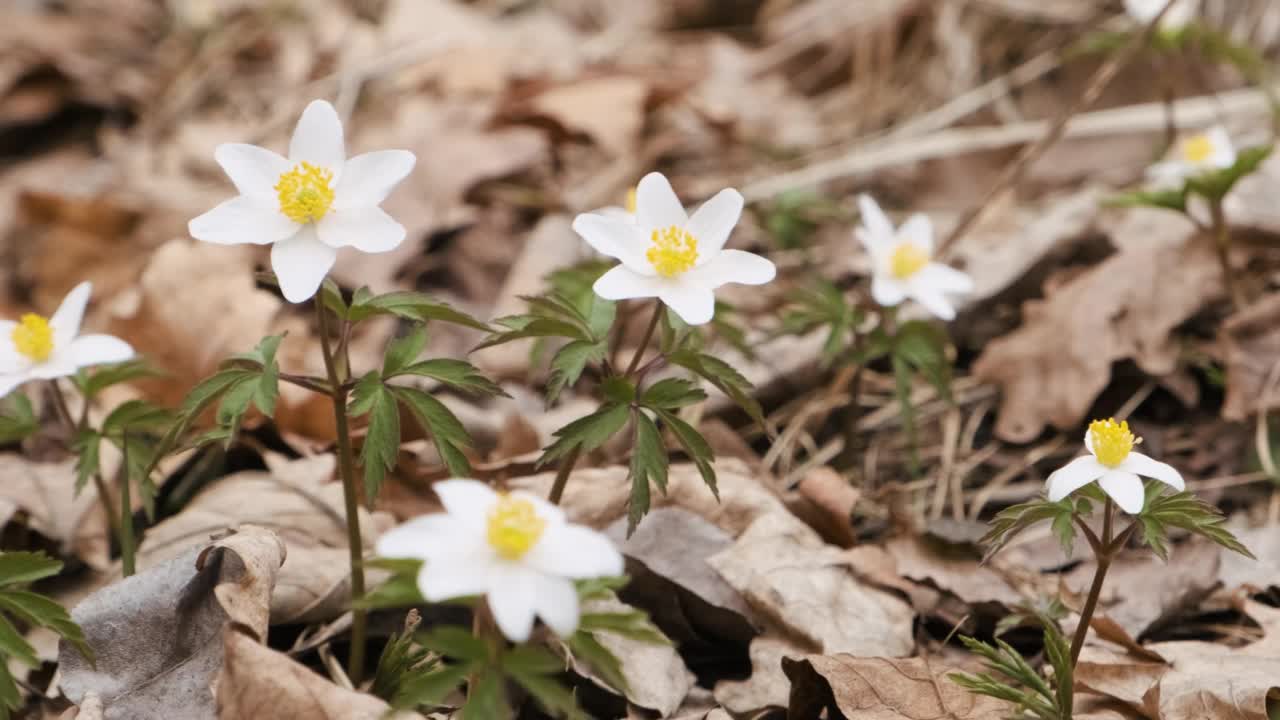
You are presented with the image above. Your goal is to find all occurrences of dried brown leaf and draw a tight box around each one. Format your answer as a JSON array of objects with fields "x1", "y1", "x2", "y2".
[{"x1": 1218, "y1": 292, "x2": 1280, "y2": 421}]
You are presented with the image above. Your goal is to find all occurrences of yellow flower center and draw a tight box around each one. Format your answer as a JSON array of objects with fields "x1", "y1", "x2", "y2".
[
  {"x1": 1181, "y1": 134, "x2": 1215, "y2": 165},
  {"x1": 889, "y1": 242, "x2": 930, "y2": 280},
  {"x1": 11, "y1": 314, "x2": 53, "y2": 362},
  {"x1": 1088, "y1": 418, "x2": 1140, "y2": 468},
  {"x1": 646, "y1": 225, "x2": 699, "y2": 278},
  {"x1": 625, "y1": 187, "x2": 637, "y2": 215},
  {"x1": 486, "y1": 495, "x2": 546, "y2": 560},
  {"x1": 275, "y1": 162, "x2": 335, "y2": 223}
]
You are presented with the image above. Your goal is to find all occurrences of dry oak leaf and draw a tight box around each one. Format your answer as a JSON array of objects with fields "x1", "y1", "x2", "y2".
[
  {"x1": 216, "y1": 628, "x2": 423, "y2": 720},
  {"x1": 974, "y1": 209, "x2": 1223, "y2": 442},
  {"x1": 525, "y1": 76, "x2": 650, "y2": 156},
  {"x1": 782, "y1": 654, "x2": 1013, "y2": 719},
  {"x1": 58, "y1": 527, "x2": 286, "y2": 720},
  {"x1": 135, "y1": 455, "x2": 390, "y2": 625},
  {"x1": 1218, "y1": 292, "x2": 1280, "y2": 421}
]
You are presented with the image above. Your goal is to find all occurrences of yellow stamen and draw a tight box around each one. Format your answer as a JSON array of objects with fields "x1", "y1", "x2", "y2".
[
  {"x1": 1088, "y1": 418, "x2": 1140, "y2": 468},
  {"x1": 1181, "y1": 134, "x2": 1215, "y2": 165},
  {"x1": 487, "y1": 495, "x2": 546, "y2": 560},
  {"x1": 275, "y1": 162, "x2": 335, "y2": 223},
  {"x1": 11, "y1": 314, "x2": 53, "y2": 362},
  {"x1": 646, "y1": 226, "x2": 699, "y2": 277},
  {"x1": 889, "y1": 242, "x2": 929, "y2": 280},
  {"x1": 625, "y1": 187, "x2": 637, "y2": 215}
]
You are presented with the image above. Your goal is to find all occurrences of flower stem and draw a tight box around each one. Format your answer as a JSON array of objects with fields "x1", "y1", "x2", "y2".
[
  {"x1": 315, "y1": 299, "x2": 367, "y2": 686},
  {"x1": 1208, "y1": 198, "x2": 1246, "y2": 312},
  {"x1": 119, "y1": 434, "x2": 136, "y2": 578},
  {"x1": 1069, "y1": 498, "x2": 1115, "y2": 666},
  {"x1": 549, "y1": 301, "x2": 664, "y2": 506},
  {"x1": 49, "y1": 381, "x2": 122, "y2": 564}
]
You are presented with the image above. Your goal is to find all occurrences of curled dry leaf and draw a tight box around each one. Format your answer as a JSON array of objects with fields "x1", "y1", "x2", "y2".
[
  {"x1": 136, "y1": 455, "x2": 391, "y2": 625},
  {"x1": 974, "y1": 209, "x2": 1223, "y2": 442},
  {"x1": 215, "y1": 628, "x2": 423, "y2": 720},
  {"x1": 882, "y1": 536, "x2": 1026, "y2": 609},
  {"x1": 58, "y1": 527, "x2": 287, "y2": 720},
  {"x1": 781, "y1": 654, "x2": 1013, "y2": 719},
  {"x1": 1218, "y1": 292, "x2": 1280, "y2": 421}
]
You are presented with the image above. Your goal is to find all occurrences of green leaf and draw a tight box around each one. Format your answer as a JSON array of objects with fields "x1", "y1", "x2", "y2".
[
  {"x1": 392, "y1": 660, "x2": 474, "y2": 710},
  {"x1": 215, "y1": 374, "x2": 258, "y2": 429},
  {"x1": 349, "y1": 291, "x2": 491, "y2": 331},
  {"x1": 0, "y1": 590, "x2": 91, "y2": 661},
  {"x1": 0, "y1": 614, "x2": 36, "y2": 668},
  {"x1": 626, "y1": 411, "x2": 667, "y2": 535},
  {"x1": 474, "y1": 316, "x2": 590, "y2": 351},
  {"x1": 179, "y1": 368, "x2": 255, "y2": 418},
  {"x1": 0, "y1": 660, "x2": 18, "y2": 716},
  {"x1": 546, "y1": 340, "x2": 606, "y2": 405},
  {"x1": 0, "y1": 553, "x2": 62, "y2": 587},
  {"x1": 391, "y1": 387, "x2": 473, "y2": 478},
  {"x1": 1107, "y1": 187, "x2": 1189, "y2": 214},
  {"x1": 652, "y1": 409, "x2": 717, "y2": 499},
  {"x1": 101, "y1": 400, "x2": 172, "y2": 437},
  {"x1": 667, "y1": 350, "x2": 767, "y2": 431},
  {"x1": 1186, "y1": 145, "x2": 1274, "y2": 202},
  {"x1": 0, "y1": 394, "x2": 37, "y2": 445},
  {"x1": 980, "y1": 498, "x2": 1075, "y2": 561},
  {"x1": 892, "y1": 353, "x2": 919, "y2": 471},
  {"x1": 415, "y1": 626, "x2": 489, "y2": 661},
  {"x1": 574, "y1": 576, "x2": 629, "y2": 600},
  {"x1": 894, "y1": 320, "x2": 952, "y2": 402},
  {"x1": 392, "y1": 359, "x2": 506, "y2": 397},
  {"x1": 781, "y1": 279, "x2": 858, "y2": 365},
  {"x1": 355, "y1": 568, "x2": 426, "y2": 610},
  {"x1": 537, "y1": 403, "x2": 630, "y2": 468},
  {"x1": 566, "y1": 631, "x2": 628, "y2": 695},
  {"x1": 579, "y1": 609, "x2": 669, "y2": 645},
  {"x1": 72, "y1": 429, "x2": 101, "y2": 495},
  {"x1": 600, "y1": 376, "x2": 635, "y2": 405},
  {"x1": 640, "y1": 378, "x2": 707, "y2": 411},
  {"x1": 72, "y1": 359, "x2": 161, "y2": 400},
  {"x1": 383, "y1": 327, "x2": 429, "y2": 377},
  {"x1": 319, "y1": 279, "x2": 350, "y2": 320},
  {"x1": 1139, "y1": 489, "x2": 1255, "y2": 560},
  {"x1": 351, "y1": 373, "x2": 400, "y2": 502},
  {"x1": 459, "y1": 667, "x2": 509, "y2": 720},
  {"x1": 503, "y1": 646, "x2": 580, "y2": 719}
]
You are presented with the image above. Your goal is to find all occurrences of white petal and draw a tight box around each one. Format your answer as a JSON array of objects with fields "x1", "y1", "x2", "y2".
[
  {"x1": 1046, "y1": 456, "x2": 1108, "y2": 502},
  {"x1": 870, "y1": 275, "x2": 907, "y2": 307},
  {"x1": 635, "y1": 172, "x2": 687, "y2": 232},
  {"x1": 50, "y1": 281, "x2": 91, "y2": 348},
  {"x1": 27, "y1": 357, "x2": 76, "y2": 380},
  {"x1": 532, "y1": 574, "x2": 580, "y2": 637},
  {"x1": 189, "y1": 196, "x2": 300, "y2": 246},
  {"x1": 376, "y1": 515, "x2": 467, "y2": 560},
  {"x1": 418, "y1": 555, "x2": 493, "y2": 603},
  {"x1": 0, "y1": 374, "x2": 29, "y2": 399},
  {"x1": 658, "y1": 283, "x2": 715, "y2": 326},
  {"x1": 65, "y1": 335, "x2": 133, "y2": 369},
  {"x1": 1084, "y1": 429, "x2": 1095, "y2": 456},
  {"x1": 1206, "y1": 126, "x2": 1236, "y2": 168},
  {"x1": 486, "y1": 565, "x2": 538, "y2": 642},
  {"x1": 688, "y1": 250, "x2": 775, "y2": 289},
  {"x1": 288, "y1": 100, "x2": 345, "y2": 169},
  {"x1": 857, "y1": 195, "x2": 895, "y2": 250},
  {"x1": 1098, "y1": 471, "x2": 1146, "y2": 514},
  {"x1": 915, "y1": 263, "x2": 973, "y2": 295},
  {"x1": 315, "y1": 206, "x2": 405, "y2": 253},
  {"x1": 333, "y1": 150, "x2": 416, "y2": 210},
  {"x1": 592, "y1": 265, "x2": 665, "y2": 301},
  {"x1": 214, "y1": 143, "x2": 290, "y2": 201},
  {"x1": 525, "y1": 524, "x2": 624, "y2": 579},
  {"x1": 435, "y1": 479, "x2": 498, "y2": 523},
  {"x1": 906, "y1": 284, "x2": 958, "y2": 321},
  {"x1": 572, "y1": 213, "x2": 651, "y2": 273},
  {"x1": 685, "y1": 188, "x2": 743, "y2": 259},
  {"x1": 270, "y1": 228, "x2": 337, "y2": 303},
  {"x1": 1119, "y1": 452, "x2": 1185, "y2": 492},
  {"x1": 1146, "y1": 162, "x2": 1189, "y2": 189},
  {"x1": 898, "y1": 214, "x2": 935, "y2": 253},
  {"x1": 1124, "y1": 0, "x2": 1161, "y2": 23}
]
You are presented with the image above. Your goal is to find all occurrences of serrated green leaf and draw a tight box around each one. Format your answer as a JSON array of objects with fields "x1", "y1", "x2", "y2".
[
  {"x1": 473, "y1": 316, "x2": 590, "y2": 351},
  {"x1": 626, "y1": 411, "x2": 667, "y2": 534},
  {"x1": 640, "y1": 378, "x2": 707, "y2": 410},
  {"x1": 504, "y1": 647, "x2": 580, "y2": 719},
  {"x1": 392, "y1": 660, "x2": 474, "y2": 710},
  {"x1": 416, "y1": 626, "x2": 489, "y2": 661},
  {"x1": 392, "y1": 387, "x2": 472, "y2": 478},
  {"x1": 72, "y1": 359, "x2": 161, "y2": 400},
  {"x1": 319, "y1": 278, "x2": 349, "y2": 319},
  {"x1": 0, "y1": 590, "x2": 90, "y2": 661},
  {"x1": 102, "y1": 400, "x2": 172, "y2": 437},
  {"x1": 459, "y1": 667, "x2": 508, "y2": 720},
  {"x1": 355, "y1": 573, "x2": 425, "y2": 610},
  {"x1": 579, "y1": 609, "x2": 669, "y2": 645},
  {"x1": 1140, "y1": 489, "x2": 1255, "y2": 559},
  {"x1": 546, "y1": 340, "x2": 606, "y2": 405},
  {"x1": 0, "y1": 614, "x2": 36, "y2": 668},
  {"x1": 502, "y1": 645, "x2": 565, "y2": 675},
  {"x1": 1107, "y1": 187, "x2": 1189, "y2": 213},
  {"x1": 392, "y1": 359, "x2": 506, "y2": 397},
  {"x1": 215, "y1": 375, "x2": 258, "y2": 428},
  {"x1": 383, "y1": 327, "x2": 429, "y2": 377},
  {"x1": 566, "y1": 631, "x2": 628, "y2": 695},
  {"x1": 652, "y1": 409, "x2": 717, "y2": 499},
  {"x1": 0, "y1": 659, "x2": 18, "y2": 715},
  {"x1": 72, "y1": 429, "x2": 101, "y2": 495},
  {"x1": 667, "y1": 350, "x2": 766, "y2": 431},
  {"x1": 600, "y1": 376, "x2": 635, "y2": 405},
  {"x1": 1186, "y1": 145, "x2": 1274, "y2": 202},
  {"x1": 980, "y1": 498, "x2": 1074, "y2": 561},
  {"x1": 0, "y1": 394, "x2": 37, "y2": 445},
  {"x1": 349, "y1": 291, "x2": 491, "y2": 331},
  {"x1": 351, "y1": 374, "x2": 400, "y2": 502},
  {"x1": 574, "y1": 576, "x2": 629, "y2": 600},
  {"x1": 537, "y1": 403, "x2": 630, "y2": 468},
  {"x1": 0, "y1": 553, "x2": 61, "y2": 587}
]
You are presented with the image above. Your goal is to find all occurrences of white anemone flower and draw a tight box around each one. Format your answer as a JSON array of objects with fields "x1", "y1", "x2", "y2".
[
  {"x1": 376, "y1": 479, "x2": 624, "y2": 643},
  {"x1": 0, "y1": 282, "x2": 134, "y2": 397},
  {"x1": 188, "y1": 99, "x2": 417, "y2": 303},
  {"x1": 1046, "y1": 418, "x2": 1185, "y2": 514},
  {"x1": 1146, "y1": 126, "x2": 1237, "y2": 190},
  {"x1": 572, "y1": 172, "x2": 776, "y2": 326},
  {"x1": 856, "y1": 195, "x2": 974, "y2": 321},
  {"x1": 1124, "y1": 0, "x2": 1197, "y2": 30},
  {"x1": 594, "y1": 186, "x2": 638, "y2": 224}
]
